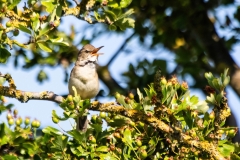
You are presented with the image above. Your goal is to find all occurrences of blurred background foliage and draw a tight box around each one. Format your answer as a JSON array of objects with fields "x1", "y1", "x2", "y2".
[{"x1": 1, "y1": 0, "x2": 240, "y2": 139}]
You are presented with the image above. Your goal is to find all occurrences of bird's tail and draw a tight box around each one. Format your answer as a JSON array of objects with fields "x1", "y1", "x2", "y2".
[{"x1": 77, "y1": 116, "x2": 88, "y2": 132}]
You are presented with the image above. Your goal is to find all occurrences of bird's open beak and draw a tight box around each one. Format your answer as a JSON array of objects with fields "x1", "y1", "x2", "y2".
[{"x1": 92, "y1": 46, "x2": 104, "y2": 56}]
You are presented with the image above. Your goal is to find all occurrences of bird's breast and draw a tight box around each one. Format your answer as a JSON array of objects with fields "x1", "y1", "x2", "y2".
[{"x1": 68, "y1": 65, "x2": 99, "y2": 99}]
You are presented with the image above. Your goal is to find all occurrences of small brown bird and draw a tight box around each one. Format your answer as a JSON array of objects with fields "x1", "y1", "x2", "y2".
[{"x1": 68, "y1": 44, "x2": 103, "y2": 131}]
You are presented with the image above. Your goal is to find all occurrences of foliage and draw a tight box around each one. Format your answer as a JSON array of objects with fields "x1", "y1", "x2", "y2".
[
  {"x1": 1, "y1": 0, "x2": 240, "y2": 97},
  {"x1": 0, "y1": 0, "x2": 134, "y2": 84},
  {"x1": 0, "y1": 0, "x2": 240, "y2": 159},
  {"x1": 0, "y1": 69, "x2": 240, "y2": 159}
]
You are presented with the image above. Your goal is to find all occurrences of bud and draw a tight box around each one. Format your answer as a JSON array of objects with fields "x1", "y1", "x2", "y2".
[
  {"x1": 124, "y1": 97, "x2": 131, "y2": 104},
  {"x1": 160, "y1": 77, "x2": 167, "y2": 85},
  {"x1": 110, "y1": 144, "x2": 115, "y2": 151},
  {"x1": 15, "y1": 117, "x2": 22, "y2": 126},
  {"x1": 89, "y1": 135, "x2": 96, "y2": 144},
  {"x1": 8, "y1": 118, "x2": 14, "y2": 126},
  {"x1": 140, "y1": 149, "x2": 147, "y2": 158},
  {"x1": 129, "y1": 121, "x2": 135, "y2": 127},
  {"x1": 91, "y1": 115, "x2": 97, "y2": 123},
  {"x1": 1, "y1": 32, "x2": 7, "y2": 39},
  {"x1": 67, "y1": 102, "x2": 75, "y2": 110},
  {"x1": 7, "y1": 113, "x2": 12, "y2": 120},
  {"x1": 136, "y1": 139, "x2": 142, "y2": 147},
  {"x1": 13, "y1": 29, "x2": 19, "y2": 36},
  {"x1": 191, "y1": 111, "x2": 198, "y2": 118},
  {"x1": 35, "y1": 120, "x2": 41, "y2": 128},
  {"x1": 13, "y1": 109, "x2": 18, "y2": 116},
  {"x1": 128, "y1": 92, "x2": 134, "y2": 99},
  {"x1": 180, "y1": 81, "x2": 188, "y2": 92},
  {"x1": 209, "y1": 111, "x2": 215, "y2": 119},
  {"x1": 100, "y1": 112, "x2": 106, "y2": 118},
  {"x1": 31, "y1": 120, "x2": 40, "y2": 128},
  {"x1": 53, "y1": 20, "x2": 60, "y2": 27},
  {"x1": 5, "y1": 21, "x2": 12, "y2": 27},
  {"x1": 114, "y1": 92, "x2": 121, "y2": 99},
  {"x1": 113, "y1": 132, "x2": 121, "y2": 139},
  {"x1": 67, "y1": 95, "x2": 73, "y2": 102},
  {"x1": 24, "y1": 117, "x2": 30, "y2": 125}
]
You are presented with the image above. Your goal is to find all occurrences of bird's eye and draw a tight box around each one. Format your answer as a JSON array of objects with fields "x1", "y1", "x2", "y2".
[{"x1": 85, "y1": 50, "x2": 91, "y2": 53}]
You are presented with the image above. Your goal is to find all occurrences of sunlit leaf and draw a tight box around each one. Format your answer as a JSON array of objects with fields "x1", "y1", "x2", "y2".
[
  {"x1": 37, "y1": 42, "x2": 52, "y2": 52},
  {"x1": 120, "y1": 0, "x2": 132, "y2": 8}
]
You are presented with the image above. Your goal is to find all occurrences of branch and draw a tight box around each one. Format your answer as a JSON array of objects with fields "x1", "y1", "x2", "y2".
[
  {"x1": 90, "y1": 101, "x2": 225, "y2": 160},
  {"x1": 189, "y1": 8, "x2": 240, "y2": 97},
  {"x1": 97, "y1": 66, "x2": 125, "y2": 94},
  {"x1": 0, "y1": 73, "x2": 63, "y2": 103}
]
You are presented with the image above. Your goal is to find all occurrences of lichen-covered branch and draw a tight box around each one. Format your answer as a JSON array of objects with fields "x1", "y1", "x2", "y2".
[
  {"x1": 0, "y1": 73, "x2": 63, "y2": 103},
  {"x1": 0, "y1": 85, "x2": 63, "y2": 103},
  {"x1": 90, "y1": 101, "x2": 225, "y2": 159}
]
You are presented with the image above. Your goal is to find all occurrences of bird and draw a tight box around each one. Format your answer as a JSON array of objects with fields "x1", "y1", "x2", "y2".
[{"x1": 68, "y1": 44, "x2": 103, "y2": 131}]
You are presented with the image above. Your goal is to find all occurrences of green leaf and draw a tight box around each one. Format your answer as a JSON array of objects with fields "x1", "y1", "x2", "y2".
[
  {"x1": 108, "y1": 1, "x2": 119, "y2": 8},
  {"x1": 137, "y1": 88, "x2": 143, "y2": 101},
  {"x1": 0, "y1": 47, "x2": 11, "y2": 63},
  {"x1": 67, "y1": 130, "x2": 86, "y2": 143},
  {"x1": 52, "y1": 110, "x2": 68, "y2": 121},
  {"x1": 2, "y1": 155, "x2": 18, "y2": 160},
  {"x1": 122, "y1": 128, "x2": 133, "y2": 147},
  {"x1": 105, "y1": 10, "x2": 117, "y2": 21},
  {"x1": 18, "y1": 25, "x2": 31, "y2": 35},
  {"x1": 91, "y1": 123, "x2": 102, "y2": 133},
  {"x1": 117, "y1": 8, "x2": 134, "y2": 20},
  {"x1": 96, "y1": 146, "x2": 109, "y2": 152},
  {"x1": 51, "y1": 135, "x2": 68, "y2": 152},
  {"x1": 8, "y1": 0, "x2": 21, "y2": 10},
  {"x1": 42, "y1": 126, "x2": 63, "y2": 136},
  {"x1": 94, "y1": 11, "x2": 100, "y2": 21},
  {"x1": 31, "y1": 13, "x2": 40, "y2": 31},
  {"x1": 120, "y1": 0, "x2": 132, "y2": 8},
  {"x1": 206, "y1": 94, "x2": 216, "y2": 105},
  {"x1": 37, "y1": 42, "x2": 52, "y2": 52},
  {"x1": 108, "y1": 118, "x2": 127, "y2": 127},
  {"x1": 41, "y1": 0, "x2": 56, "y2": 13},
  {"x1": 49, "y1": 37, "x2": 69, "y2": 46},
  {"x1": 38, "y1": 22, "x2": 52, "y2": 37},
  {"x1": 99, "y1": 153, "x2": 118, "y2": 160},
  {"x1": 218, "y1": 143, "x2": 235, "y2": 157},
  {"x1": 56, "y1": 5, "x2": 62, "y2": 18},
  {"x1": 22, "y1": 142, "x2": 36, "y2": 155}
]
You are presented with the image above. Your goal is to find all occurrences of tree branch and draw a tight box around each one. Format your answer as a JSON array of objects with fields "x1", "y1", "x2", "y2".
[
  {"x1": 0, "y1": 86, "x2": 64, "y2": 103},
  {"x1": 97, "y1": 65, "x2": 125, "y2": 94},
  {"x1": 90, "y1": 101, "x2": 225, "y2": 160}
]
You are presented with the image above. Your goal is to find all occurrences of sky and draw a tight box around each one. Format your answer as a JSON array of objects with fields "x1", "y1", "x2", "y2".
[{"x1": 0, "y1": 2, "x2": 240, "y2": 132}]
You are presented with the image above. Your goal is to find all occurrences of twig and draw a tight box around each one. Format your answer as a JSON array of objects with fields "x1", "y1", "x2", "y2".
[
  {"x1": 72, "y1": 0, "x2": 79, "y2": 5},
  {"x1": 107, "y1": 32, "x2": 135, "y2": 66}
]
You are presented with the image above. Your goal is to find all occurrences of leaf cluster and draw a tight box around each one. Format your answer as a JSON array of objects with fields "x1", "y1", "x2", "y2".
[{"x1": 0, "y1": 69, "x2": 239, "y2": 159}]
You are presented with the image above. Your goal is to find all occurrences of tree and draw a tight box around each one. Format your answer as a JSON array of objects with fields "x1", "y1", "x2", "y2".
[{"x1": 0, "y1": 0, "x2": 240, "y2": 159}]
